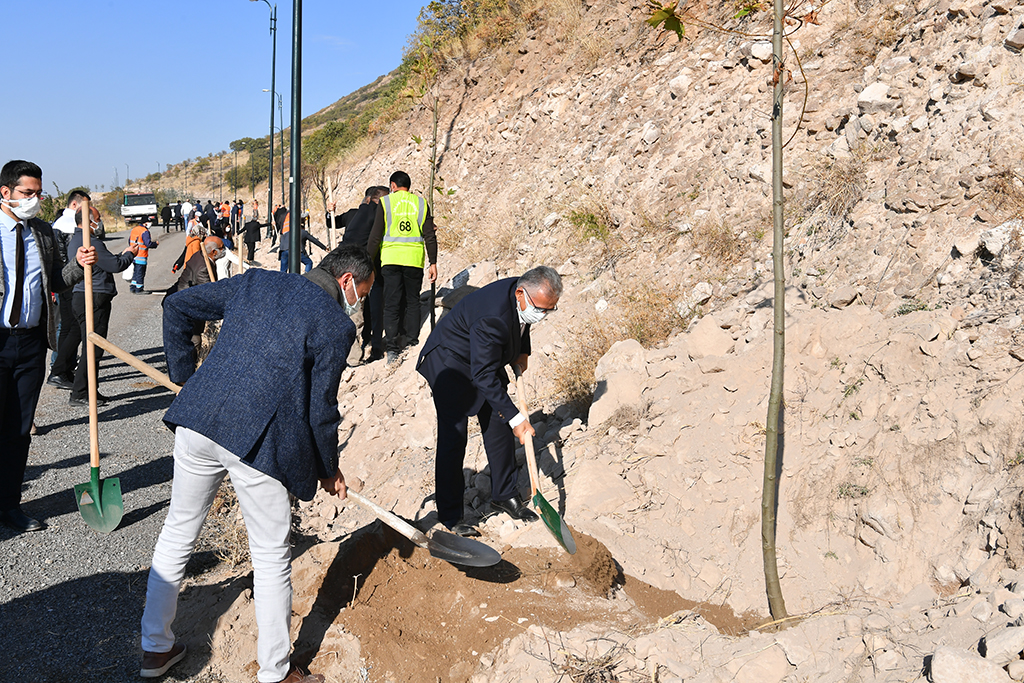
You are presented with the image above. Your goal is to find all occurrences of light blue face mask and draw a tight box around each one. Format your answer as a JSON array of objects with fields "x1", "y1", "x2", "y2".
[
  {"x1": 342, "y1": 278, "x2": 363, "y2": 316},
  {"x1": 517, "y1": 288, "x2": 549, "y2": 325}
]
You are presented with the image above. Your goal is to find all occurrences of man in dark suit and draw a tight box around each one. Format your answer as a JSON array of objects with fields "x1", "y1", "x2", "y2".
[
  {"x1": 0, "y1": 160, "x2": 96, "y2": 532},
  {"x1": 416, "y1": 266, "x2": 562, "y2": 537},
  {"x1": 140, "y1": 245, "x2": 373, "y2": 682}
]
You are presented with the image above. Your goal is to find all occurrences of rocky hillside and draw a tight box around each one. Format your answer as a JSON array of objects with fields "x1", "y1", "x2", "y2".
[{"x1": 191, "y1": 0, "x2": 1024, "y2": 680}]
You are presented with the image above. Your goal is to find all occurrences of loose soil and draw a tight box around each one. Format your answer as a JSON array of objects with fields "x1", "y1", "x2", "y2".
[{"x1": 279, "y1": 523, "x2": 760, "y2": 683}]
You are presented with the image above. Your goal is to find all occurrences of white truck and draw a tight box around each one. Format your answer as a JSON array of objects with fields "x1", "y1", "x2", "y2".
[{"x1": 120, "y1": 192, "x2": 158, "y2": 224}]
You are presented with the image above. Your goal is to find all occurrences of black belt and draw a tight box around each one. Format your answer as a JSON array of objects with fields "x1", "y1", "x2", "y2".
[{"x1": 1, "y1": 326, "x2": 41, "y2": 336}]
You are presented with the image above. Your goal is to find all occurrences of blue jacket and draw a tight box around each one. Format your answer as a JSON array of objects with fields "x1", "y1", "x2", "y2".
[
  {"x1": 417, "y1": 277, "x2": 530, "y2": 421},
  {"x1": 163, "y1": 269, "x2": 355, "y2": 500}
]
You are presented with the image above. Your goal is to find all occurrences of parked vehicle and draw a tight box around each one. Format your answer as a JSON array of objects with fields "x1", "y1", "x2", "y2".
[{"x1": 120, "y1": 193, "x2": 158, "y2": 224}]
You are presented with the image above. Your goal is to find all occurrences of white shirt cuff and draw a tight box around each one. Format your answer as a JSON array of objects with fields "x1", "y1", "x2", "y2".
[{"x1": 508, "y1": 412, "x2": 526, "y2": 428}]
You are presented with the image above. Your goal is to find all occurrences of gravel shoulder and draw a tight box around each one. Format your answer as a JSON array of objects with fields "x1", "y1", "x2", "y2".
[{"x1": 0, "y1": 226, "x2": 220, "y2": 683}]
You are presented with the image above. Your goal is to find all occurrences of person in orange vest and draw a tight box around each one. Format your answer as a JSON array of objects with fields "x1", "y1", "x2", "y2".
[{"x1": 129, "y1": 220, "x2": 158, "y2": 294}]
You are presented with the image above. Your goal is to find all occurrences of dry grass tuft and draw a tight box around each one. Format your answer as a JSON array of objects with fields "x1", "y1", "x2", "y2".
[
  {"x1": 690, "y1": 217, "x2": 746, "y2": 264},
  {"x1": 806, "y1": 156, "x2": 866, "y2": 220},
  {"x1": 559, "y1": 650, "x2": 621, "y2": 683},
  {"x1": 196, "y1": 481, "x2": 251, "y2": 568},
  {"x1": 553, "y1": 318, "x2": 615, "y2": 410},
  {"x1": 621, "y1": 284, "x2": 684, "y2": 347},
  {"x1": 987, "y1": 168, "x2": 1024, "y2": 221}
]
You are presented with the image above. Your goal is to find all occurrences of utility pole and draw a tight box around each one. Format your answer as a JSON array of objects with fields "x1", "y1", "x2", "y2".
[{"x1": 288, "y1": 0, "x2": 302, "y2": 273}]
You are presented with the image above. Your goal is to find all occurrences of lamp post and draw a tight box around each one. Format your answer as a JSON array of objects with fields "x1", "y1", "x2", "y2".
[
  {"x1": 125, "y1": 164, "x2": 130, "y2": 191},
  {"x1": 251, "y1": 0, "x2": 277, "y2": 234},
  {"x1": 288, "y1": 0, "x2": 302, "y2": 274},
  {"x1": 264, "y1": 90, "x2": 286, "y2": 206}
]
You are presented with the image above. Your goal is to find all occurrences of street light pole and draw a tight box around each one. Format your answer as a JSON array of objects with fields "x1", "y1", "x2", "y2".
[
  {"x1": 252, "y1": 0, "x2": 277, "y2": 235},
  {"x1": 289, "y1": 0, "x2": 302, "y2": 274},
  {"x1": 278, "y1": 94, "x2": 285, "y2": 205}
]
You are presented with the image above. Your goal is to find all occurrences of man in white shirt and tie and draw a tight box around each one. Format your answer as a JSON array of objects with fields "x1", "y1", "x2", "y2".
[{"x1": 0, "y1": 160, "x2": 96, "y2": 533}]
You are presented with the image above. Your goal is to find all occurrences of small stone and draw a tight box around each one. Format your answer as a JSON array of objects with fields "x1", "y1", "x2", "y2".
[
  {"x1": 973, "y1": 600, "x2": 994, "y2": 623},
  {"x1": 1006, "y1": 30, "x2": 1024, "y2": 52}
]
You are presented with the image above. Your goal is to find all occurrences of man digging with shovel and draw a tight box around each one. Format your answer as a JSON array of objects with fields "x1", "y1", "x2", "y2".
[
  {"x1": 139, "y1": 245, "x2": 374, "y2": 682},
  {"x1": 416, "y1": 266, "x2": 562, "y2": 537}
]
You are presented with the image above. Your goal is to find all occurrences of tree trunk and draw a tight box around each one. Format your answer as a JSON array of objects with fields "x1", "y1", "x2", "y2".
[{"x1": 762, "y1": 0, "x2": 788, "y2": 622}]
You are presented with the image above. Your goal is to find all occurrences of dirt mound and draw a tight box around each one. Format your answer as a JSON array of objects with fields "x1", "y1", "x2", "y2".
[{"x1": 269, "y1": 524, "x2": 701, "y2": 682}]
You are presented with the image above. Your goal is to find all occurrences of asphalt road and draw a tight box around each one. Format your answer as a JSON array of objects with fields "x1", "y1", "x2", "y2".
[{"x1": 0, "y1": 225, "x2": 222, "y2": 682}]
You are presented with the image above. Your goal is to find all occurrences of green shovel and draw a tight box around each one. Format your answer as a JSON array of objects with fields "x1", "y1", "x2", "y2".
[
  {"x1": 74, "y1": 198, "x2": 123, "y2": 533},
  {"x1": 513, "y1": 366, "x2": 576, "y2": 554}
]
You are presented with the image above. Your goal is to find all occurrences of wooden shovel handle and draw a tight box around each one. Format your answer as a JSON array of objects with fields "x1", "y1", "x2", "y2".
[
  {"x1": 512, "y1": 366, "x2": 540, "y2": 499},
  {"x1": 80, "y1": 199, "x2": 100, "y2": 470},
  {"x1": 87, "y1": 332, "x2": 181, "y2": 394}
]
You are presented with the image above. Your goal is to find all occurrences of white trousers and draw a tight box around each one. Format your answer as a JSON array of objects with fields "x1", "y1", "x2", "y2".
[{"x1": 141, "y1": 427, "x2": 293, "y2": 683}]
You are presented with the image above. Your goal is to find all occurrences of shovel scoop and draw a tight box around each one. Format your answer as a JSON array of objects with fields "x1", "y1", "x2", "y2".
[
  {"x1": 514, "y1": 367, "x2": 576, "y2": 555},
  {"x1": 348, "y1": 490, "x2": 500, "y2": 567}
]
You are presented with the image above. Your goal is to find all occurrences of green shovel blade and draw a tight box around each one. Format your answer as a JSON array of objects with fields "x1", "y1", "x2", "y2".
[
  {"x1": 533, "y1": 491, "x2": 576, "y2": 554},
  {"x1": 74, "y1": 467, "x2": 123, "y2": 533}
]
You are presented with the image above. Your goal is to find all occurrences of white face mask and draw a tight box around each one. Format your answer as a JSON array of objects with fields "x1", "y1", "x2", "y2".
[
  {"x1": 517, "y1": 289, "x2": 549, "y2": 325},
  {"x1": 3, "y1": 195, "x2": 41, "y2": 220},
  {"x1": 342, "y1": 278, "x2": 363, "y2": 316}
]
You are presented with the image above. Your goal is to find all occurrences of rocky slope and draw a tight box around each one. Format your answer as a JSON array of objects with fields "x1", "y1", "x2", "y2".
[{"x1": 188, "y1": 0, "x2": 1024, "y2": 680}]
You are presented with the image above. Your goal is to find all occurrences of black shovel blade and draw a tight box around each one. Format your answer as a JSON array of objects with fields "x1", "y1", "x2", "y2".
[{"x1": 427, "y1": 530, "x2": 502, "y2": 567}]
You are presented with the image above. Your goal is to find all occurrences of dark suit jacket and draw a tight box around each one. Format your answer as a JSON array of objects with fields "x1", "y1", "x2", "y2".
[
  {"x1": 163, "y1": 269, "x2": 356, "y2": 500},
  {"x1": 340, "y1": 202, "x2": 375, "y2": 249},
  {"x1": 417, "y1": 277, "x2": 530, "y2": 421}
]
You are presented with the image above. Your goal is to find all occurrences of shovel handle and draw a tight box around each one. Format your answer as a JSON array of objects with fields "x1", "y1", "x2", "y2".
[
  {"x1": 347, "y1": 490, "x2": 430, "y2": 548},
  {"x1": 512, "y1": 366, "x2": 540, "y2": 499},
  {"x1": 87, "y1": 332, "x2": 181, "y2": 394},
  {"x1": 80, "y1": 199, "x2": 101, "y2": 470}
]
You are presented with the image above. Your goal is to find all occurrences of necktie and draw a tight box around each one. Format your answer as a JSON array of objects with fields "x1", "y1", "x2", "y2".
[{"x1": 8, "y1": 222, "x2": 25, "y2": 327}]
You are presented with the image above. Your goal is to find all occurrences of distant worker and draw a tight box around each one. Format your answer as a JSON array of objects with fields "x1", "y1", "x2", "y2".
[
  {"x1": 328, "y1": 187, "x2": 372, "y2": 238},
  {"x1": 66, "y1": 206, "x2": 139, "y2": 407},
  {"x1": 230, "y1": 199, "x2": 243, "y2": 233},
  {"x1": 272, "y1": 203, "x2": 288, "y2": 244},
  {"x1": 129, "y1": 219, "x2": 157, "y2": 295},
  {"x1": 416, "y1": 266, "x2": 562, "y2": 537},
  {"x1": 241, "y1": 216, "x2": 261, "y2": 263},
  {"x1": 278, "y1": 211, "x2": 327, "y2": 274},
  {"x1": 251, "y1": 197, "x2": 259, "y2": 221},
  {"x1": 338, "y1": 185, "x2": 388, "y2": 362},
  {"x1": 179, "y1": 200, "x2": 193, "y2": 231},
  {"x1": 160, "y1": 204, "x2": 172, "y2": 233},
  {"x1": 163, "y1": 236, "x2": 222, "y2": 359},
  {"x1": 367, "y1": 171, "x2": 438, "y2": 365},
  {"x1": 173, "y1": 200, "x2": 184, "y2": 231},
  {"x1": 140, "y1": 246, "x2": 373, "y2": 682}
]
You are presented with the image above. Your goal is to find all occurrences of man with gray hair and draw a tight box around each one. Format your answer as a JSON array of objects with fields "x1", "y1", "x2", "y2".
[{"x1": 416, "y1": 266, "x2": 562, "y2": 537}]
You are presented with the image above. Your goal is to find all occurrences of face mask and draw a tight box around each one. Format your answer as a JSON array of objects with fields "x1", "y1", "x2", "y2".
[
  {"x1": 342, "y1": 278, "x2": 363, "y2": 316},
  {"x1": 3, "y1": 195, "x2": 41, "y2": 220},
  {"x1": 517, "y1": 290, "x2": 548, "y2": 325}
]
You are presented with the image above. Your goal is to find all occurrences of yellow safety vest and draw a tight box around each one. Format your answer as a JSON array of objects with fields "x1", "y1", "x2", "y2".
[{"x1": 380, "y1": 190, "x2": 426, "y2": 268}]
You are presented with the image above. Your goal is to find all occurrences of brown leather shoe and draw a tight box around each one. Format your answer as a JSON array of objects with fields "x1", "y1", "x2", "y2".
[
  {"x1": 274, "y1": 666, "x2": 325, "y2": 683},
  {"x1": 140, "y1": 642, "x2": 186, "y2": 678}
]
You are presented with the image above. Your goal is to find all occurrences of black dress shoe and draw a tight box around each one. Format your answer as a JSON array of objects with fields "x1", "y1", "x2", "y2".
[
  {"x1": 443, "y1": 520, "x2": 481, "y2": 537},
  {"x1": 70, "y1": 393, "x2": 109, "y2": 407},
  {"x1": 491, "y1": 496, "x2": 539, "y2": 522},
  {"x1": 46, "y1": 374, "x2": 74, "y2": 390},
  {"x1": 0, "y1": 508, "x2": 45, "y2": 532}
]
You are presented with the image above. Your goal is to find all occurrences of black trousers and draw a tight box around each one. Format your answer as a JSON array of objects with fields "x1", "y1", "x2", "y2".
[
  {"x1": 71, "y1": 291, "x2": 113, "y2": 401},
  {"x1": 0, "y1": 326, "x2": 47, "y2": 511},
  {"x1": 381, "y1": 264, "x2": 423, "y2": 353},
  {"x1": 51, "y1": 292, "x2": 78, "y2": 379},
  {"x1": 421, "y1": 350, "x2": 518, "y2": 525},
  {"x1": 246, "y1": 242, "x2": 256, "y2": 261},
  {"x1": 361, "y1": 277, "x2": 384, "y2": 352}
]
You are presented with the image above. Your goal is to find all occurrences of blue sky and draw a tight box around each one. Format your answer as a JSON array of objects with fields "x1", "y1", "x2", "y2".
[{"x1": 2, "y1": 0, "x2": 425, "y2": 193}]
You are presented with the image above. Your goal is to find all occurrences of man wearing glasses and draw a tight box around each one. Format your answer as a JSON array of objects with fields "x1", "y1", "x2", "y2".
[
  {"x1": 416, "y1": 266, "x2": 561, "y2": 537},
  {"x1": 0, "y1": 159, "x2": 96, "y2": 532}
]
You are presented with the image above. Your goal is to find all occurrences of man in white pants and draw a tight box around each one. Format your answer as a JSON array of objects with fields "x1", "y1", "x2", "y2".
[{"x1": 140, "y1": 246, "x2": 374, "y2": 683}]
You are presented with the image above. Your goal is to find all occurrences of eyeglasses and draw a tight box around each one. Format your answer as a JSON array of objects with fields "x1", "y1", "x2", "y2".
[
  {"x1": 14, "y1": 188, "x2": 44, "y2": 199},
  {"x1": 523, "y1": 288, "x2": 557, "y2": 313}
]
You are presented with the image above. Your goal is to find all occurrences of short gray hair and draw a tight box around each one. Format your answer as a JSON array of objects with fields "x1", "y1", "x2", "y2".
[{"x1": 517, "y1": 266, "x2": 562, "y2": 298}]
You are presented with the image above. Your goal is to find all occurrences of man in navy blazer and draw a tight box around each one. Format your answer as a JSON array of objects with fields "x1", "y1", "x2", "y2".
[
  {"x1": 140, "y1": 245, "x2": 373, "y2": 683},
  {"x1": 417, "y1": 266, "x2": 562, "y2": 537}
]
